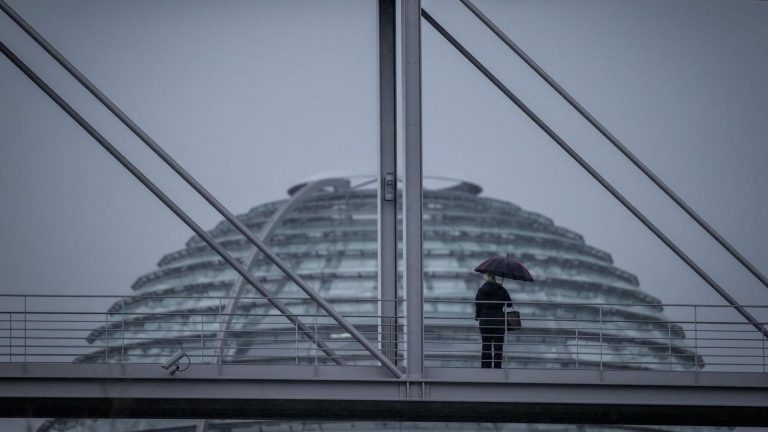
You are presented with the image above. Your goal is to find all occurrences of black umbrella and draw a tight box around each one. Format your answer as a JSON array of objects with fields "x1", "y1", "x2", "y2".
[{"x1": 474, "y1": 256, "x2": 534, "y2": 282}]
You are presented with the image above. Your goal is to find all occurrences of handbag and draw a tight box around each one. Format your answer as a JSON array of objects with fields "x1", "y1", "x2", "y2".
[{"x1": 506, "y1": 305, "x2": 521, "y2": 331}]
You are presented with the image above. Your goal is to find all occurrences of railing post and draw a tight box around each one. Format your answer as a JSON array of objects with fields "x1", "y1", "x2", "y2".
[
  {"x1": 295, "y1": 316, "x2": 299, "y2": 365},
  {"x1": 105, "y1": 312, "x2": 109, "y2": 363},
  {"x1": 314, "y1": 302, "x2": 319, "y2": 370},
  {"x1": 694, "y1": 305, "x2": 698, "y2": 370},
  {"x1": 504, "y1": 305, "x2": 508, "y2": 370},
  {"x1": 575, "y1": 319, "x2": 580, "y2": 369},
  {"x1": 668, "y1": 321, "x2": 672, "y2": 370},
  {"x1": 218, "y1": 297, "x2": 223, "y2": 375},
  {"x1": 504, "y1": 336, "x2": 508, "y2": 370},
  {"x1": 200, "y1": 314, "x2": 204, "y2": 364},
  {"x1": 121, "y1": 297, "x2": 126, "y2": 365},
  {"x1": 598, "y1": 305, "x2": 603, "y2": 371},
  {"x1": 7, "y1": 312, "x2": 11, "y2": 363},
  {"x1": 23, "y1": 296, "x2": 26, "y2": 365}
]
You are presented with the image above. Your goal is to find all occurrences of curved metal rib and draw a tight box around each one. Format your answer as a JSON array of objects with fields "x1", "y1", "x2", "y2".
[{"x1": 217, "y1": 178, "x2": 351, "y2": 363}]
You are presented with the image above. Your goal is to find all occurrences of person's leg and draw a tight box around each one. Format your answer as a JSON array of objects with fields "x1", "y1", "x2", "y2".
[
  {"x1": 480, "y1": 327, "x2": 492, "y2": 368},
  {"x1": 493, "y1": 333, "x2": 505, "y2": 369}
]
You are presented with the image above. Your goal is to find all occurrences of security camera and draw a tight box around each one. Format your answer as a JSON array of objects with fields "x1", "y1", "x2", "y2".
[{"x1": 161, "y1": 350, "x2": 190, "y2": 375}]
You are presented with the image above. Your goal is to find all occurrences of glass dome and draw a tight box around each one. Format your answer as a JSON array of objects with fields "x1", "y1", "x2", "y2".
[{"x1": 42, "y1": 176, "x2": 702, "y2": 432}]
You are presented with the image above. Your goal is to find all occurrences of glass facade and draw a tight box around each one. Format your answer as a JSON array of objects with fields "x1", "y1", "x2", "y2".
[{"x1": 41, "y1": 176, "x2": 702, "y2": 432}]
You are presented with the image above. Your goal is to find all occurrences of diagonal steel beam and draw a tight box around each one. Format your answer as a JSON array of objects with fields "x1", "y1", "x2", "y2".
[
  {"x1": 0, "y1": 0, "x2": 402, "y2": 377},
  {"x1": 460, "y1": 0, "x2": 768, "y2": 293},
  {"x1": 0, "y1": 40, "x2": 350, "y2": 367},
  {"x1": 420, "y1": 9, "x2": 768, "y2": 340}
]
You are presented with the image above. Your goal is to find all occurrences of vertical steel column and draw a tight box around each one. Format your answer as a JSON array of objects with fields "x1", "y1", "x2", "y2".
[
  {"x1": 378, "y1": 0, "x2": 398, "y2": 364},
  {"x1": 402, "y1": 0, "x2": 423, "y2": 382}
]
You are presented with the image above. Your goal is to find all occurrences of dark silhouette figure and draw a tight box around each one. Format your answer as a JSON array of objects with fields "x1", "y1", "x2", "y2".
[{"x1": 475, "y1": 274, "x2": 513, "y2": 369}]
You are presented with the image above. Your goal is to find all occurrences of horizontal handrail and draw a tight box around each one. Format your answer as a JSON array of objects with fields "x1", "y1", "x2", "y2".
[{"x1": 2, "y1": 295, "x2": 766, "y2": 373}]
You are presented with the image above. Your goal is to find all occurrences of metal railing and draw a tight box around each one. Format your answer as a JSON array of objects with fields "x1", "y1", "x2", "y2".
[
  {"x1": 0, "y1": 295, "x2": 406, "y2": 367},
  {"x1": 424, "y1": 299, "x2": 768, "y2": 373},
  {"x1": 1, "y1": 295, "x2": 765, "y2": 373}
]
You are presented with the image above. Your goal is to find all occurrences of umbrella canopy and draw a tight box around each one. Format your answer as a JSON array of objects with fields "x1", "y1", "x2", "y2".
[{"x1": 474, "y1": 256, "x2": 534, "y2": 282}]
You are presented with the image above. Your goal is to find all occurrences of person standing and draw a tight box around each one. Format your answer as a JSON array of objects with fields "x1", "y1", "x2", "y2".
[{"x1": 474, "y1": 272, "x2": 513, "y2": 369}]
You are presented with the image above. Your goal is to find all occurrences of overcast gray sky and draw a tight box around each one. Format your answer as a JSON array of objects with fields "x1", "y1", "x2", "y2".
[
  {"x1": 1, "y1": 0, "x2": 768, "y2": 428},
  {"x1": 2, "y1": 0, "x2": 767, "y2": 305}
]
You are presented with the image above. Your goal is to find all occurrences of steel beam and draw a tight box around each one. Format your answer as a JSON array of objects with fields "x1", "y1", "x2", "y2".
[
  {"x1": 0, "y1": 40, "x2": 348, "y2": 367},
  {"x1": 460, "y1": 0, "x2": 768, "y2": 293},
  {"x1": 0, "y1": 0, "x2": 402, "y2": 378},
  {"x1": 378, "y1": 0, "x2": 398, "y2": 365},
  {"x1": 402, "y1": 0, "x2": 424, "y2": 383},
  {"x1": 1, "y1": 365, "x2": 767, "y2": 426},
  {"x1": 420, "y1": 9, "x2": 768, "y2": 340}
]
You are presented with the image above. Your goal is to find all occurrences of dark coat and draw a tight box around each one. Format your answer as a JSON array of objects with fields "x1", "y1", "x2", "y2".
[{"x1": 474, "y1": 281, "x2": 512, "y2": 320}]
